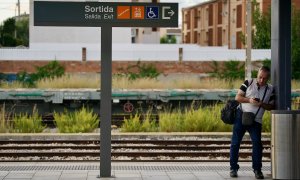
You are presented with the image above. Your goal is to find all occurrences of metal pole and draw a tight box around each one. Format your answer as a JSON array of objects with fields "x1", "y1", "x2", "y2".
[
  {"x1": 17, "y1": 0, "x2": 20, "y2": 17},
  {"x1": 271, "y1": 0, "x2": 291, "y2": 110},
  {"x1": 100, "y1": 25, "x2": 112, "y2": 177},
  {"x1": 245, "y1": 0, "x2": 252, "y2": 80}
]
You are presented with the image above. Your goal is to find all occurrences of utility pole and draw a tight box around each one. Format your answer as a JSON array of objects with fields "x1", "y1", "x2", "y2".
[
  {"x1": 17, "y1": 0, "x2": 20, "y2": 17},
  {"x1": 245, "y1": 0, "x2": 252, "y2": 79},
  {"x1": 14, "y1": 0, "x2": 20, "y2": 38}
]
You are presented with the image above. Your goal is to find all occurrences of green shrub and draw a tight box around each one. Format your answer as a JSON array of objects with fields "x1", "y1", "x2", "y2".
[
  {"x1": 120, "y1": 103, "x2": 273, "y2": 133},
  {"x1": 33, "y1": 60, "x2": 65, "y2": 80},
  {"x1": 125, "y1": 61, "x2": 160, "y2": 80},
  {"x1": 54, "y1": 106, "x2": 99, "y2": 133},
  {"x1": 121, "y1": 111, "x2": 157, "y2": 132},
  {"x1": 121, "y1": 114, "x2": 142, "y2": 132},
  {"x1": 183, "y1": 108, "x2": 205, "y2": 132},
  {"x1": 210, "y1": 60, "x2": 245, "y2": 80},
  {"x1": 17, "y1": 61, "x2": 65, "y2": 87},
  {"x1": 0, "y1": 104, "x2": 12, "y2": 133},
  {"x1": 210, "y1": 59, "x2": 272, "y2": 80},
  {"x1": 121, "y1": 104, "x2": 233, "y2": 133},
  {"x1": 183, "y1": 104, "x2": 232, "y2": 132},
  {"x1": 0, "y1": 73, "x2": 6, "y2": 82},
  {"x1": 262, "y1": 110, "x2": 271, "y2": 133},
  {"x1": 12, "y1": 107, "x2": 46, "y2": 133},
  {"x1": 159, "y1": 109, "x2": 184, "y2": 132},
  {"x1": 17, "y1": 71, "x2": 35, "y2": 87},
  {"x1": 223, "y1": 61, "x2": 245, "y2": 79},
  {"x1": 160, "y1": 35, "x2": 176, "y2": 44},
  {"x1": 141, "y1": 110, "x2": 157, "y2": 132},
  {"x1": 1, "y1": 34, "x2": 17, "y2": 47}
]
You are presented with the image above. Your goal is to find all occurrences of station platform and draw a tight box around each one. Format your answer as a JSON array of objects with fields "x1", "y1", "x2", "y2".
[{"x1": 0, "y1": 162, "x2": 271, "y2": 180}]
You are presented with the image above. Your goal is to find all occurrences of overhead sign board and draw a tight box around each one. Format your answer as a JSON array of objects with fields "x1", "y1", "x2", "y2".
[{"x1": 34, "y1": 1, "x2": 178, "y2": 27}]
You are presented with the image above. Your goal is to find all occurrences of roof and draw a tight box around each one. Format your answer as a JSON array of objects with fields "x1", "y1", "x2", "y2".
[{"x1": 182, "y1": 0, "x2": 220, "y2": 11}]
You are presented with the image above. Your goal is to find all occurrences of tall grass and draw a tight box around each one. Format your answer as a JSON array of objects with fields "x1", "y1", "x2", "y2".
[
  {"x1": 36, "y1": 74, "x2": 100, "y2": 89},
  {"x1": 140, "y1": 110, "x2": 157, "y2": 132},
  {"x1": 171, "y1": 77, "x2": 242, "y2": 89},
  {"x1": 120, "y1": 103, "x2": 276, "y2": 133},
  {"x1": 182, "y1": 104, "x2": 232, "y2": 132},
  {"x1": 0, "y1": 75, "x2": 249, "y2": 89},
  {"x1": 292, "y1": 79, "x2": 300, "y2": 89},
  {"x1": 121, "y1": 110, "x2": 157, "y2": 132},
  {"x1": 121, "y1": 114, "x2": 142, "y2": 132},
  {"x1": 1, "y1": 73, "x2": 300, "y2": 89},
  {"x1": 122, "y1": 104, "x2": 233, "y2": 132},
  {"x1": 0, "y1": 81, "x2": 27, "y2": 89},
  {"x1": 262, "y1": 111, "x2": 271, "y2": 133},
  {"x1": 54, "y1": 106, "x2": 99, "y2": 133},
  {"x1": 173, "y1": 104, "x2": 231, "y2": 132},
  {"x1": 159, "y1": 109, "x2": 185, "y2": 132},
  {"x1": 12, "y1": 106, "x2": 46, "y2": 133},
  {"x1": 2, "y1": 74, "x2": 299, "y2": 90},
  {"x1": 113, "y1": 77, "x2": 166, "y2": 89},
  {"x1": 117, "y1": 76, "x2": 241, "y2": 89},
  {"x1": 0, "y1": 104, "x2": 12, "y2": 133}
]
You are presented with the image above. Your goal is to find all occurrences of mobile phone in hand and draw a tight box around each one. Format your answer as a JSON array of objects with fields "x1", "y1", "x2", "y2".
[{"x1": 254, "y1": 98, "x2": 260, "y2": 102}]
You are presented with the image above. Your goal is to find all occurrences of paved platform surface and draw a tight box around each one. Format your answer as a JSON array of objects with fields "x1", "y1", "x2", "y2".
[{"x1": 0, "y1": 162, "x2": 271, "y2": 180}]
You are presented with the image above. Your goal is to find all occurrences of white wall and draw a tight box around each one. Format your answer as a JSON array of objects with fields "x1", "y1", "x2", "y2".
[
  {"x1": 5, "y1": 0, "x2": 271, "y2": 61},
  {"x1": 135, "y1": 28, "x2": 160, "y2": 44},
  {"x1": 0, "y1": 44, "x2": 271, "y2": 61}
]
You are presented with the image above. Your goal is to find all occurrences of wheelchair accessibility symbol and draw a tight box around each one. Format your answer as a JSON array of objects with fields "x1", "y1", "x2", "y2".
[{"x1": 146, "y1": 6, "x2": 159, "y2": 19}]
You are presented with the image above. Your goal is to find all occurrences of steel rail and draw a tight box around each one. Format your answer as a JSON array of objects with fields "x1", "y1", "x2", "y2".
[{"x1": 0, "y1": 139, "x2": 271, "y2": 162}]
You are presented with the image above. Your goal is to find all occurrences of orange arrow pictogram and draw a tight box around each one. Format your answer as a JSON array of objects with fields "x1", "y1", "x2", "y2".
[{"x1": 117, "y1": 6, "x2": 130, "y2": 19}]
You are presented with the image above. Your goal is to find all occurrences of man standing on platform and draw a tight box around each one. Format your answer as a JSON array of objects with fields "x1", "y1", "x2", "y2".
[{"x1": 229, "y1": 66, "x2": 275, "y2": 179}]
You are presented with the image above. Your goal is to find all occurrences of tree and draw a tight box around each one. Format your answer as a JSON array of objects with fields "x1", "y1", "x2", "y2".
[
  {"x1": 16, "y1": 19, "x2": 29, "y2": 46},
  {"x1": 0, "y1": 17, "x2": 29, "y2": 47},
  {"x1": 291, "y1": 6, "x2": 300, "y2": 79},
  {"x1": 160, "y1": 35, "x2": 177, "y2": 44},
  {"x1": 0, "y1": 18, "x2": 16, "y2": 46},
  {"x1": 239, "y1": 0, "x2": 271, "y2": 49},
  {"x1": 1, "y1": 34, "x2": 17, "y2": 47},
  {"x1": 252, "y1": 0, "x2": 271, "y2": 49},
  {"x1": 2, "y1": 18, "x2": 16, "y2": 35},
  {"x1": 249, "y1": 1, "x2": 300, "y2": 79}
]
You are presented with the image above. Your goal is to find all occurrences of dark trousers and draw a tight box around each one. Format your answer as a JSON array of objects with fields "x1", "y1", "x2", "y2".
[{"x1": 230, "y1": 109, "x2": 263, "y2": 171}]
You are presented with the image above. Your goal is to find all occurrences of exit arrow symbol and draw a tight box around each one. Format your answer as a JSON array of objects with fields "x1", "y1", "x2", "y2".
[
  {"x1": 168, "y1": 10, "x2": 175, "y2": 16},
  {"x1": 162, "y1": 6, "x2": 175, "y2": 20}
]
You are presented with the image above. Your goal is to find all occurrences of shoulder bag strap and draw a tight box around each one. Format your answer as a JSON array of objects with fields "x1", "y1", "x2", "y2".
[{"x1": 254, "y1": 84, "x2": 268, "y2": 117}]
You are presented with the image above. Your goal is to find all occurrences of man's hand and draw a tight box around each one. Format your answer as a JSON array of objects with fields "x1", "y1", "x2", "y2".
[{"x1": 249, "y1": 98, "x2": 262, "y2": 106}]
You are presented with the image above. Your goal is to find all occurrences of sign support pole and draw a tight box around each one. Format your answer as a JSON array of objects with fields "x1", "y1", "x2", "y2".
[
  {"x1": 34, "y1": 2, "x2": 178, "y2": 178},
  {"x1": 100, "y1": 25, "x2": 112, "y2": 177}
]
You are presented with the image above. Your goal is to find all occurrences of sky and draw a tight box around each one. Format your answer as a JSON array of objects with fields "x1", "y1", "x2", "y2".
[{"x1": 0, "y1": 0, "x2": 209, "y2": 24}]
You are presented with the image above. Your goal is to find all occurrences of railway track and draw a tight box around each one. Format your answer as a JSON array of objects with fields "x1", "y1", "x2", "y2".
[{"x1": 0, "y1": 139, "x2": 271, "y2": 162}]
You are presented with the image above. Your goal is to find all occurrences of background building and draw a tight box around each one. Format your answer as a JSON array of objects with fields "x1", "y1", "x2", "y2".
[
  {"x1": 182, "y1": 0, "x2": 228, "y2": 47},
  {"x1": 182, "y1": 0, "x2": 300, "y2": 49}
]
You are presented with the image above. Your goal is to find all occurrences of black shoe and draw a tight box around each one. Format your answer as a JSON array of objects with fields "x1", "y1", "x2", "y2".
[
  {"x1": 230, "y1": 169, "x2": 238, "y2": 178},
  {"x1": 254, "y1": 170, "x2": 264, "y2": 179}
]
